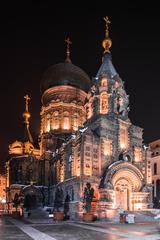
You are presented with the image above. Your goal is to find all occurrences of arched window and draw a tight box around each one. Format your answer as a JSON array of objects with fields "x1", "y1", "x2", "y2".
[
  {"x1": 101, "y1": 77, "x2": 108, "y2": 87},
  {"x1": 154, "y1": 163, "x2": 157, "y2": 175},
  {"x1": 119, "y1": 124, "x2": 128, "y2": 151},
  {"x1": 73, "y1": 113, "x2": 78, "y2": 131},
  {"x1": 100, "y1": 92, "x2": 108, "y2": 114},
  {"x1": 52, "y1": 111, "x2": 59, "y2": 130},
  {"x1": 46, "y1": 114, "x2": 50, "y2": 132},
  {"x1": 63, "y1": 111, "x2": 70, "y2": 130},
  {"x1": 41, "y1": 117, "x2": 45, "y2": 134}
]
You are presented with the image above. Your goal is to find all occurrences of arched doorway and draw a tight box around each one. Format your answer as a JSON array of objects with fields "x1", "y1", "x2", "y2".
[
  {"x1": 114, "y1": 178, "x2": 131, "y2": 210},
  {"x1": 112, "y1": 168, "x2": 143, "y2": 211},
  {"x1": 22, "y1": 185, "x2": 43, "y2": 210},
  {"x1": 100, "y1": 162, "x2": 144, "y2": 211}
]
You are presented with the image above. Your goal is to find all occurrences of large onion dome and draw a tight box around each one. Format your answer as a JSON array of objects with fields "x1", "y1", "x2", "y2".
[{"x1": 40, "y1": 62, "x2": 91, "y2": 93}]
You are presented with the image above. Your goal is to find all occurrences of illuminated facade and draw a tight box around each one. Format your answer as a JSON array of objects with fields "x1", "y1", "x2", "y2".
[
  {"x1": 6, "y1": 18, "x2": 152, "y2": 218},
  {"x1": 39, "y1": 17, "x2": 152, "y2": 218},
  {"x1": 0, "y1": 175, "x2": 6, "y2": 210},
  {"x1": 150, "y1": 139, "x2": 160, "y2": 208},
  {"x1": 5, "y1": 96, "x2": 47, "y2": 212}
]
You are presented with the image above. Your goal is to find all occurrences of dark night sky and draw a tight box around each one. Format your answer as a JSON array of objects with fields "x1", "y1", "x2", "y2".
[{"x1": 0, "y1": 3, "x2": 160, "y2": 172}]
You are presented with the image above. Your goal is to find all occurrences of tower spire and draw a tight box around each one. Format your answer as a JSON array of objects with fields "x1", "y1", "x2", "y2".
[
  {"x1": 65, "y1": 37, "x2": 72, "y2": 63},
  {"x1": 23, "y1": 94, "x2": 31, "y2": 126},
  {"x1": 102, "y1": 16, "x2": 112, "y2": 53},
  {"x1": 22, "y1": 94, "x2": 33, "y2": 143}
]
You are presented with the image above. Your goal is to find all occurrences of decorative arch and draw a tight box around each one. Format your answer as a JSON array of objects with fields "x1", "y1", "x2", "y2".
[
  {"x1": 100, "y1": 161, "x2": 144, "y2": 192},
  {"x1": 112, "y1": 169, "x2": 142, "y2": 191},
  {"x1": 114, "y1": 177, "x2": 133, "y2": 192},
  {"x1": 22, "y1": 185, "x2": 43, "y2": 209}
]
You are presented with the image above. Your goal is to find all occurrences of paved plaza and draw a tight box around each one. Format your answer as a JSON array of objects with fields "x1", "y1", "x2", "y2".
[
  {"x1": 0, "y1": 214, "x2": 160, "y2": 240},
  {"x1": 0, "y1": 211, "x2": 160, "y2": 240}
]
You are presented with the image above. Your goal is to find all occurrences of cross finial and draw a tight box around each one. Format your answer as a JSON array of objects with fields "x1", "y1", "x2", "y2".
[
  {"x1": 102, "y1": 16, "x2": 112, "y2": 53},
  {"x1": 24, "y1": 94, "x2": 30, "y2": 112},
  {"x1": 103, "y1": 16, "x2": 111, "y2": 38},
  {"x1": 65, "y1": 37, "x2": 72, "y2": 63},
  {"x1": 65, "y1": 37, "x2": 72, "y2": 50},
  {"x1": 104, "y1": 16, "x2": 111, "y2": 30}
]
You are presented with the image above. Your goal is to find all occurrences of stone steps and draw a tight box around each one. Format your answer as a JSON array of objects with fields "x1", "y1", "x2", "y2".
[{"x1": 126, "y1": 211, "x2": 160, "y2": 222}]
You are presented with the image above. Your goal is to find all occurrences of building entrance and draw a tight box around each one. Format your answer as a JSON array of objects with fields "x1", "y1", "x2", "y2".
[
  {"x1": 23, "y1": 185, "x2": 43, "y2": 210},
  {"x1": 115, "y1": 178, "x2": 130, "y2": 210}
]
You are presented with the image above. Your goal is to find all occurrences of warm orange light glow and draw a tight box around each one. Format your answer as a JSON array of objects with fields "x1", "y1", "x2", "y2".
[
  {"x1": 46, "y1": 114, "x2": 50, "y2": 132},
  {"x1": 52, "y1": 111, "x2": 60, "y2": 130},
  {"x1": 103, "y1": 139, "x2": 112, "y2": 156},
  {"x1": 63, "y1": 122, "x2": 70, "y2": 129},
  {"x1": 0, "y1": 175, "x2": 6, "y2": 207},
  {"x1": 134, "y1": 202, "x2": 143, "y2": 210},
  {"x1": 46, "y1": 123, "x2": 50, "y2": 132},
  {"x1": 63, "y1": 112, "x2": 70, "y2": 129},
  {"x1": 73, "y1": 114, "x2": 78, "y2": 131},
  {"x1": 134, "y1": 147, "x2": 142, "y2": 162},
  {"x1": 86, "y1": 100, "x2": 93, "y2": 119},
  {"x1": 84, "y1": 145, "x2": 92, "y2": 176},
  {"x1": 100, "y1": 92, "x2": 108, "y2": 114},
  {"x1": 101, "y1": 77, "x2": 108, "y2": 87},
  {"x1": 75, "y1": 161, "x2": 81, "y2": 176},
  {"x1": 119, "y1": 123, "x2": 128, "y2": 151},
  {"x1": 9, "y1": 141, "x2": 23, "y2": 155},
  {"x1": 120, "y1": 143, "x2": 126, "y2": 151}
]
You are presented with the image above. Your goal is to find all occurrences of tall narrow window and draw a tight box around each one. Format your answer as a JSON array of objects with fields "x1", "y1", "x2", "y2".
[
  {"x1": 101, "y1": 77, "x2": 108, "y2": 87},
  {"x1": 154, "y1": 163, "x2": 157, "y2": 175},
  {"x1": 102, "y1": 139, "x2": 112, "y2": 156},
  {"x1": 73, "y1": 113, "x2": 78, "y2": 130},
  {"x1": 100, "y1": 92, "x2": 108, "y2": 114},
  {"x1": 63, "y1": 111, "x2": 70, "y2": 130},
  {"x1": 134, "y1": 147, "x2": 142, "y2": 162},
  {"x1": 52, "y1": 111, "x2": 59, "y2": 130},
  {"x1": 46, "y1": 114, "x2": 50, "y2": 132},
  {"x1": 119, "y1": 123, "x2": 128, "y2": 151},
  {"x1": 41, "y1": 118, "x2": 45, "y2": 134}
]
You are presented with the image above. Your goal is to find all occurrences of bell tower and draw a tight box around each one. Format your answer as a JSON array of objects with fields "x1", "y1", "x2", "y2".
[{"x1": 85, "y1": 16, "x2": 129, "y2": 123}]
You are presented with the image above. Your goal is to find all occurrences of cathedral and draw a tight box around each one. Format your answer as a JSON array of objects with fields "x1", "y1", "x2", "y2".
[{"x1": 6, "y1": 17, "x2": 153, "y2": 219}]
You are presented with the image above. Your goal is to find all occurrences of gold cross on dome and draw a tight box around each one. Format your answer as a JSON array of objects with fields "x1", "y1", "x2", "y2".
[
  {"x1": 103, "y1": 16, "x2": 111, "y2": 31},
  {"x1": 65, "y1": 37, "x2": 72, "y2": 50},
  {"x1": 24, "y1": 94, "x2": 30, "y2": 112},
  {"x1": 65, "y1": 37, "x2": 72, "y2": 63}
]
